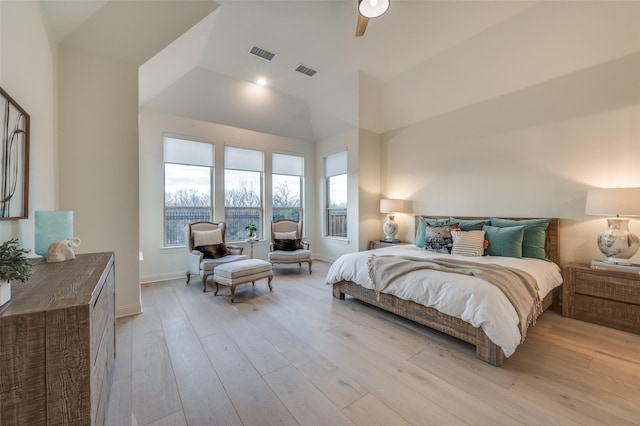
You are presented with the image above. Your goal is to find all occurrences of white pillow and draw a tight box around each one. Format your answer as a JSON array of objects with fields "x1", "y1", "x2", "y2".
[
  {"x1": 451, "y1": 230, "x2": 485, "y2": 257},
  {"x1": 274, "y1": 230, "x2": 297, "y2": 239},
  {"x1": 192, "y1": 229, "x2": 223, "y2": 247}
]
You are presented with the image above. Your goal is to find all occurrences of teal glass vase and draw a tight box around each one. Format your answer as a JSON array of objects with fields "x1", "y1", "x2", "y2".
[{"x1": 35, "y1": 211, "x2": 73, "y2": 258}]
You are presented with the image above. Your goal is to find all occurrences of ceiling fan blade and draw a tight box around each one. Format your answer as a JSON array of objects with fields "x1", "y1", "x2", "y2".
[{"x1": 356, "y1": 14, "x2": 369, "y2": 37}]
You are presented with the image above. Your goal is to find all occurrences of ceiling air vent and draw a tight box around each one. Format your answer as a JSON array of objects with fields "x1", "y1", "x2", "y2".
[
  {"x1": 249, "y1": 45, "x2": 276, "y2": 61},
  {"x1": 295, "y1": 64, "x2": 317, "y2": 77}
]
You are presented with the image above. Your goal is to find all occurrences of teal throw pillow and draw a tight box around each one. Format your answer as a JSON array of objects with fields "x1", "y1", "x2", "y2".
[
  {"x1": 415, "y1": 216, "x2": 426, "y2": 248},
  {"x1": 449, "y1": 217, "x2": 489, "y2": 231},
  {"x1": 490, "y1": 218, "x2": 551, "y2": 260},
  {"x1": 483, "y1": 225, "x2": 525, "y2": 258}
]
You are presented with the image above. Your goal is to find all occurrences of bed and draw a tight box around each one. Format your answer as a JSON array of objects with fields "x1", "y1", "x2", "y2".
[{"x1": 327, "y1": 216, "x2": 562, "y2": 366}]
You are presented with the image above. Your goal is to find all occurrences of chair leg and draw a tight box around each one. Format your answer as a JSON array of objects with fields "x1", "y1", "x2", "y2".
[
  {"x1": 186, "y1": 272, "x2": 191, "y2": 284},
  {"x1": 201, "y1": 273, "x2": 211, "y2": 292},
  {"x1": 308, "y1": 260, "x2": 312, "y2": 274}
]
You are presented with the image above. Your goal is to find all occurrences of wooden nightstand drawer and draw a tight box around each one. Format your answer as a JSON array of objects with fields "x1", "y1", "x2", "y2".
[
  {"x1": 573, "y1": 294, "x2": 640, "y2": 334},
  {"x1": 563, "y1": 263, "x2": 640, "y2": 334},
  {"x1": 368, "y1": 241, "x2": 409, "y2": 250},
  {"x1": 574, "y1": 270, "x2": 640, "y2": 304}
]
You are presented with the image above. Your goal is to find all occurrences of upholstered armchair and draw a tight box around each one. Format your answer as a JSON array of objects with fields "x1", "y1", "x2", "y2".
[
  {"x1": 268, "y1": 219, "x2": 312, "y2": 273},
  {"x1": 184, "y1": 221, "x2": 248, "y2": 291}
]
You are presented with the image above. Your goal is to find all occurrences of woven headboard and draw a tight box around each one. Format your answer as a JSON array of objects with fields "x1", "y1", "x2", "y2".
[{"x1": 414, "y1": 216, "x2": 560, "y2": 265}]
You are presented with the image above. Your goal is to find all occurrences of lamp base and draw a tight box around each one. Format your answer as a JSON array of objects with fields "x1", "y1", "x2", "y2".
[
  {"x1": 383, "y1": 214, "x2": 398, "y2": 242},
  {"x1": 596, "y1": 218, "x2": 639, "y2": 263}
]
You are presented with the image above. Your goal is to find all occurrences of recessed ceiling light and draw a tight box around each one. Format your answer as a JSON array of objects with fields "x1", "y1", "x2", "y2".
[{"x1": 256, "y1": 78, "x2": 267, "y2": 86}]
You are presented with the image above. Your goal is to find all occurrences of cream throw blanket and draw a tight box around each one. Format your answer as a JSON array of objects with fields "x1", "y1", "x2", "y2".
[{"x1": 367, "y1": 255, "x2": 542, "y2": 342}]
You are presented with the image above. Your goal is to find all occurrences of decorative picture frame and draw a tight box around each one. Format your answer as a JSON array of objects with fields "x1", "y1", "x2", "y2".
[{"x1": 0, "y1": 87, "x2": 30, "y2": 220}]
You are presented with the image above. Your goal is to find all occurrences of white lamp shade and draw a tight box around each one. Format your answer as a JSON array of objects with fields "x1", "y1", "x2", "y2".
[
  {"x1": 585, "y1": 188, "x2": 640, "y2": 216},
  {"x1": 380, "y1": 199, "x2": 407, "y2": 213},
  {"x1": 358, "y1": 0, "x2": 390, "y2": 18}
]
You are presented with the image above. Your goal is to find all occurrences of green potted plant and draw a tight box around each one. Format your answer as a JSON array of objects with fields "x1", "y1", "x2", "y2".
[
  {"x1": 245, "y1": 223, "x2": 257, "y2": 240},
  {"x1": 0, "y1": 238, "x2": 33, "y2": 306}
]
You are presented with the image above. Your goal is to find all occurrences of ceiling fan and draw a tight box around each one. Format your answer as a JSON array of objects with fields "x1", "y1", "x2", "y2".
[{"x1": 355, "y1": 0, "x2": 390, "y2": 37}]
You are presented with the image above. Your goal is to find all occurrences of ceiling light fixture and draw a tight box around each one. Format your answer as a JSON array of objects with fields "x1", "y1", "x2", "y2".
[
  {"x1": 256, "y1": 78, "x2": 267, "y2": 86},
  {"x1": 358, "y1": 0, "x2": 390, "y2": 18}
]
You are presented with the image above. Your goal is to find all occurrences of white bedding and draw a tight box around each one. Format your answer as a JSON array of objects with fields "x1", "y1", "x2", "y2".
[{"x1": 326, "y1": 245, "x2": 563, "y2": 357}]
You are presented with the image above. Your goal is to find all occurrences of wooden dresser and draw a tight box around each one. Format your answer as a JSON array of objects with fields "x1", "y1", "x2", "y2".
[
  {"x1": 0, "y1": 252, "x2": 116, "y2": 425},
  {"x1": 562, "y1": 262, "x2": 640, "y2": 334}
]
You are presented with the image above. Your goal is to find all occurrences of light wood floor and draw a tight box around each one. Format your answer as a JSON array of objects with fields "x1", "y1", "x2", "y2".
[{"x1": 105, "y1": 260, "x2": 640, "y2": 426}]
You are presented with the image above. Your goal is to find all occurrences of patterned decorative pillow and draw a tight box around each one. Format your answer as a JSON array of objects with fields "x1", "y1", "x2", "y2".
[
  {"x1": 274, "y1": 239, "x2": 302, "y2": 251},
  {"x1": 415, "y1": 216, "x2": 452, "y2": 248},
  {"x1": 451, "y1": 230, "x2": 486, "y2": 257},
  {"x1": 195, "y1": 243, "x2": 230, "y2": 259},
  {"x1": 423, "y1": 223, "x2": 458, "y2": 253}
]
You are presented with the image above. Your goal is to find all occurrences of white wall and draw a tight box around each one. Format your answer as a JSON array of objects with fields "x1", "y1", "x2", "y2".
[
  {"x1": 357, "y1": 128, "x2": 381, "y2": 250},
  {"x1": 314, "y1": 128, "x2": 359, "y2": 262},
  {"x1": 309, "y1": 72, "x2": 388, "y2": 260},
  {"x1": 138, "y1": 108, "x2": 315, "y2": 283},
  {"x1": 384, "y1": 1, "x2": 640, "y2": 131},
  {"x1": 381, "y1": 51, "x2": 640, "y2": 266},
  {"x1": 0, "y1": 1, "x2": 57, "y2": 251},
  {"x1": 59, "y1": 46, "x2": 141, "y2": 317}
]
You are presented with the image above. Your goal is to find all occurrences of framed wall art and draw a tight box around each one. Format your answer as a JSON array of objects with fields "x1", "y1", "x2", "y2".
[{"x1": 0, "y1": 87, "x2": 30, "y2": 220}]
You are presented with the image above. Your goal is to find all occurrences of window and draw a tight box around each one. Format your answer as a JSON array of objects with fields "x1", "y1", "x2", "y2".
[
  {"x1": 325, "y1": 151, "x2": 347, "y2": 238},
  {"x1": 225, "y1": 147, "x2": 263, "y2": 241},
  {"x1": 163, "y1": 137, "x2": 213, "y2": 246},
  {"x1": 272, "y1": 153, "x2": 303, "y2": 222}
]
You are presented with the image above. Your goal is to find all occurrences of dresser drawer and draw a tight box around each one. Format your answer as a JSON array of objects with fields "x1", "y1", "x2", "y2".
[{"x1": 574, "y1": 270, "x2": 640, "y2": 304}]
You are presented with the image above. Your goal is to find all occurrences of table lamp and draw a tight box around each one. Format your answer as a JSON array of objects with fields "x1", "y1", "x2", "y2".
[
  {"x1": 380, "y1": 199, "x2": 407, "y2": 243},
  {"x1": 585, "y1": 188, "x2": 640, "y2": 264}
]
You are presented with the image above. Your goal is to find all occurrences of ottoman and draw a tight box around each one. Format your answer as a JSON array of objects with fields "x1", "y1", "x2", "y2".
[{"x1": 213, "y1": 259, "x2": 273, "y2": 303}]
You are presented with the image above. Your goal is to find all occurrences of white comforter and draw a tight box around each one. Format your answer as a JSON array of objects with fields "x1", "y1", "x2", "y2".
[{"x1": 326, "y1": 245, "x2": 563, "y2": 357}]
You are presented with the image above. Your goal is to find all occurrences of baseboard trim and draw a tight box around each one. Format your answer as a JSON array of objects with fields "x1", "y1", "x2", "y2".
[
  {"x1": 116, "y1": 303, "x2": 142, "y2": 318},
  {"x1": 140, "y1": 271, "x2": 185, "y2": 284}
]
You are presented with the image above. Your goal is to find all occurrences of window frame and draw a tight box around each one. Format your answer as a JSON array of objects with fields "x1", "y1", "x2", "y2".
[
  {"x1": 272, "y1": 153, "x2": 304, "y2": 223},
  {"x1": 163, "y1": 137, "x2": 214, "y2": 247},
  {"x1": 224, "y1": 147, "x2": 264, "y2": 242},
  {"x1": 324, "y1": 151, "x2": 348, "y2": 239}
]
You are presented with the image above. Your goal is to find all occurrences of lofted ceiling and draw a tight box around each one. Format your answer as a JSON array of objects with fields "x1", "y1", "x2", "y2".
[
  {"x1": 38, "y1": 0, "x2": 536, "y2": 140},
  {"x1": 37, "y1": 0, "x2": 538, "y2": 140},
  {"x1": 41, "y1": 1, "x2": 638, "y2": 142}
]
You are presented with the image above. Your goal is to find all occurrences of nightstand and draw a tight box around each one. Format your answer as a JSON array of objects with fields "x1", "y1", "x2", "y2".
[
  {"x1": 368, "y1": 240, "x2": 410, "y2": 250},
  {"x1": 562, "y1": 262, "x2": 640, "y2": 334}
]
